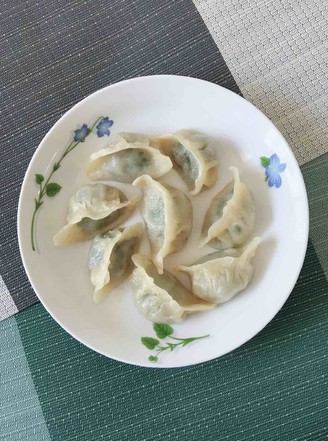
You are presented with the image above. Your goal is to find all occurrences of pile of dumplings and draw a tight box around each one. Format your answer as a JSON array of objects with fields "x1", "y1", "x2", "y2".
[{"x1": 54, "y1": 130, "x2": 260, "y2": 324}]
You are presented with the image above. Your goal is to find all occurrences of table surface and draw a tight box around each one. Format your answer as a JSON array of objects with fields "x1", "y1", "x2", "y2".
[{"x1": 1, "y1": 1, "x2": 327, "y2": 440}]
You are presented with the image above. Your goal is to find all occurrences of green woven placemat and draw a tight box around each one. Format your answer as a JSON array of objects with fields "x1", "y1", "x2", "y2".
[{"x1": 1, "y1": 154, "x2": 327, "y2": 440}]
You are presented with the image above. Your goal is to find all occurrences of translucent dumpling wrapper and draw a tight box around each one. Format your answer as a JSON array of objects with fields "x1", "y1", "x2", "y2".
[
  {"x1": 130, "y1": 254, "x2": 216, "y2": 324},
  {"x1": 151, "y1": 129, "x2": 219, "y2": 195},
  {"x1": 87, "y1": 132, "x2": 173, "y2": 183},
  {"x1": 53, "y1": 184, "x2": 140, "y2": 246},
  {"x1": 133, "y1": 175, "x2": 193, "y2": 274},
  {"x1": 201, "y1": 166, "x2": 255, "y2": 249},
  {"x1": 177, "y1": 237, "x2": 260, "y2": 304},
  {"x1": 88, "y1": 224, "x2": 143, "y2": 302}
]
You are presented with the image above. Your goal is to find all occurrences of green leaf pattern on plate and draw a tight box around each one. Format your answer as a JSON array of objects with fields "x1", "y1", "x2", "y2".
[
  {"x1": 142, "y1": 323, "x2": 209, "y2": 363},
  {"x1": 30, "y1": 116, "x2": 113, "y2": 252}
]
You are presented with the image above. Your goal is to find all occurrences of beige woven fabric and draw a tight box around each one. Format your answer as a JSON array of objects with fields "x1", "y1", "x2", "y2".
[
  {"x1": 0, "y1": 276, "x2": 17, "y2": 321},
  {"x1": 194, "y1": 0, "x2": 328, "y2": 165}
]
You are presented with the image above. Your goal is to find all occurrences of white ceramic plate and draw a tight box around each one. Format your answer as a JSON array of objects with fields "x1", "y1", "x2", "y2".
[{"x1": 18, "y1": 75, "x2": 309, "y2": 368}]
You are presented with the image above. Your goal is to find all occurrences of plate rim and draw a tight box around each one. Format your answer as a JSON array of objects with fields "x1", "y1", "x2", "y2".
[{"x1": 17, "y1": 74, "x2": 309, "y2": 368}]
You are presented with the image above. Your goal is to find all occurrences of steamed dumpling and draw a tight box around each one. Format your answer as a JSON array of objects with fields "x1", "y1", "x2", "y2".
[
  {"x1": 151, "y1": 129, "x2": 218, "y2": 195},
  {"x1": 88, "y1": 224, "x2": 143, "y2": 302},
  {"x1": 130, "y1": 254, "x2": 216, "y2": 323},
  {"x1": 133, "y1": 175, "x2": 193, "y2": 274},
  {"x1": 87, "y1": 132, "x2": 172, "y2": 183},
  {"x1": 201, "y1": 167, "x2": 255, "y2": 249},
  {"x1": 53, "y1": 184, "x2": 139, "y2": 246},
  {"x1": 177, "y1": 237, "x2": 260, "y2": 303}
]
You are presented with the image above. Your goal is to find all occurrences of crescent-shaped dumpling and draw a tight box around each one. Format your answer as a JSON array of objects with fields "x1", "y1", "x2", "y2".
[
  {"x1": 177, "y1": 237, "x2": 260, "y2": 303},
  {"x1": 130, "y1": 254, "x2": 216, "y2": 323},
  {"x1": 87, "y1": 132, "x2": 172, "y2": 183},
  {"x1": 133, "y1": 175, "x2": 193, "y2": 274},
  {"x1": 53, "y1": 184, "x2": 139, "y2": 246},
  {"x1": 88, "y1": 224, "x2": 143, "y2": 302},
  {"x1": 201, "y1": 167, "x2": 255, "y2": 249}
]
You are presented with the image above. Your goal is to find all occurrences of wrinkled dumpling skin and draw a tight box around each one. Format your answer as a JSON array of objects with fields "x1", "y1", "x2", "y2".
[
  {"x1": 130, "y1": 254, "x2": 216, "y2": 323},
  {"x1": 151, "y1": 129, "x2": 218, "y2": 195},
  {"x1": 133, "y1": 175, "x2": 193, "y2": 274},
  {"x1": 53, "y1": 184, "x2": 139, "y2": 246},
  {"x1": 88, "y1": 224, "x2": 143, "y2": 302},
  {"x1": 87, "y1": 132, "x2": 172, "y2": 183},
  {"x1": 177, "y1": 237, "x2": 260, "y2": 303},
  {"x1": 201, "y1": 167, "x2": 255, "y2": 249}
]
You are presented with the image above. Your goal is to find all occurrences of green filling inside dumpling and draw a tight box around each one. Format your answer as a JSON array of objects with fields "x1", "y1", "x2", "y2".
[
  {"x1": 212, "y1": 187, "x2": 234, "y2": 223},
  {"x1": 78, "y1": 209, "x2": 123, "y2": 232},
  {"x1": 108, "y1": 238, "x2": 138, "y2": 280},
  {"x1": 172, "y1": 143, "x2": 199, "y2": 190},
  {"x1": 101, "y1": 149, "x2": 151, "y2": 181}
]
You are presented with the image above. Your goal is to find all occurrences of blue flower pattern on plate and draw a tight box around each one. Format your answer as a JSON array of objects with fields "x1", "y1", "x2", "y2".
[
  {"x1": 261, "y1": 153, "x2": 286, "y2": 188},
  {"x1": 31, "y1": 116, "x2": 113, "y2": 252},
  {"x1": 74, "y1": 123, "x2": 90, "y2": 142},
  {"x1": 96, "y1": 116, "x2": 113, "y2": 137}
]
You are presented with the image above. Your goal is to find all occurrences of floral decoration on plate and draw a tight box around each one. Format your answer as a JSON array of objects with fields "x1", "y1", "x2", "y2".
[
  {"x1": 30, "y1": 116, "x2": 114, "y2": 252},
  {"x1": 260, "y1": 153, "x2": 286, "y2": 188},
  {"x1": 142, "y1": 323, "x2": 209, "y2": 363}
]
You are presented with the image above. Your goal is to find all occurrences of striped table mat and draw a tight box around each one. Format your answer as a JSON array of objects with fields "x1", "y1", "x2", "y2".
[{"x1": 1, "y1": 0, "x2": 327, "y2": 439}]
